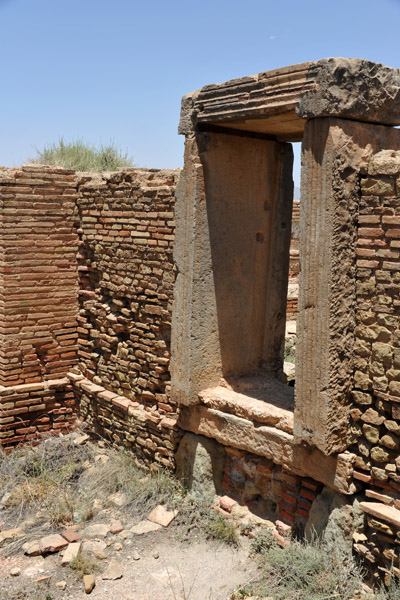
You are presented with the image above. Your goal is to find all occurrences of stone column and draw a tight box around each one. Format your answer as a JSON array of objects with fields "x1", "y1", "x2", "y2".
[{"x1": 295, "y1": 117, "x2": 400, "y2": 455}]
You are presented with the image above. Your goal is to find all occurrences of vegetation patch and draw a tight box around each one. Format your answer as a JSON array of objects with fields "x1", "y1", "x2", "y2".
[{"x1": 29, "y1": 138, "x2": 134, "y2": 171}]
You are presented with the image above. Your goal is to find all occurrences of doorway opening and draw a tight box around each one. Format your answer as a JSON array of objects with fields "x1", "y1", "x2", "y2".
[{"x1": 284, "y1": 141, "x2": 301, "y2": 387}]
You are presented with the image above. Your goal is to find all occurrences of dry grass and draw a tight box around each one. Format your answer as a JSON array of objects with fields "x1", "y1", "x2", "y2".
[{"x1": 0, "y1": 431, "x2": 234, "y2": 558}]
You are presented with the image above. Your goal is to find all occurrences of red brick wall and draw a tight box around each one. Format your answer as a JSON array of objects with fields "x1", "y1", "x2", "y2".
[
  {"x1": 0, "y1": 378, "x2": 77, "y2": 451},
  {"x1": 0, "y1": 165, "x2": 79, "y2": 386}
]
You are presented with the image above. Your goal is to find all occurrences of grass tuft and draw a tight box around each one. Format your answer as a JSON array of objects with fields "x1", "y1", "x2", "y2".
[{"x1": 29, "y1": 138, "x2": 134, "y2": 172}]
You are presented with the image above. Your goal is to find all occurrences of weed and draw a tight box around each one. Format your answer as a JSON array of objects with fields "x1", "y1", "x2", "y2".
[
  {"x1": 250, "y1": 527, "x2": 276, "y2": 555},
  {"x1": 247, "y1": 534, "x2": 363, "y2": 599},
  {"x1": 69, "y1": 552, "x2": 98, "y2": 576},
  {"x1": 29, "y1": 138, "x2": 134, "y2": 172},
  {"x1": 206, "y1": 513, "x2": 239, "y2": 546}
]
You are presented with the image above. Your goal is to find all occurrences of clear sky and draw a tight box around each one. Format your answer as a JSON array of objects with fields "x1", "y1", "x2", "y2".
[{"x1": 1, "y1": 0, "x2": 400, "y2": 185}]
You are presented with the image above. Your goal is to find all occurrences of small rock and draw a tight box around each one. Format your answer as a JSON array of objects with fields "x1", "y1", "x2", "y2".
[
  {"x1": 219, "y1": 496, "x2": 238, "y2": 513},
  {"x1": 83, "y1": 523, "x2": 110, "y2": 538},
  {"x1": 117, "y1": 530, "x2": 133, "y2": 540},
  {"x1": 147, "y1": 505, "x2": 178, "y2": 527},
  {"x1": 109, "y1": 492, "x2": 127, "y2": 507},
  {"x1": 61, "y1": 528, "x2": 80, "y2": 543},
  {"x1": 74, "y1": 433, "x2": 90, "y2": 446},
  {"x1": 82, "y1": 539, "x2": 107, "y2": 556},
  {"x1": 95, "y1": 454, "x2": 109, "y2": 464},
  {"x1": 93, "y1": 499, "x2": 103, "y2": 511},
  {"x1": 35, "y1": 575, "x2": 51, "y2": 583},
  {"x1": 110, "y1": 519, "x2": 124, "y2": 534},
  {"x1": 130, "y1": 521, "x2": 162, "y2": 535},
  {"x1": 275, "y1": 520, "x2": 292, "y2": 536},
  {"x1": 61, "y1": 542, "x2": 81, "y2": 566},
  {"x1": 56, "y1": 580, "x2": 67, "y2": 590},
  {"x1": 10, "y1": 567, "x2": 20, "y2": 577},
  {"x1": 22, "y1": 541, "x2": 42, "y2": 556},
  {"x1": 132, "y1": 550, "x2": 140, "y2": 560},
  {"x1": 152, "y1": 550, "x2": 159, "y2": 559},
  {"x1": 113, "y1": 542, "x2": 123, "y2": 551},
  {"x1": 102, "y1": 558, "x2": 123, "y2": 580},
  {"x1": 39, "y1": 533, "x2": 68, "y2": 554},
  {"x1": 84, "y1": 573, "x2": 96, "y2": 594},
  {"x1": 0, "y1": 492, "x2": 12, "y2": 507}
]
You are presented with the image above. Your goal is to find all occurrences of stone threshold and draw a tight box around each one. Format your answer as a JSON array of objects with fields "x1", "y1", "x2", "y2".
[
  {"x1": 179, "y1": 379, "x2": 358, "y2": 495},
  {"x1": 199, "y1": 375, "x2": 294, "y2": 434}
]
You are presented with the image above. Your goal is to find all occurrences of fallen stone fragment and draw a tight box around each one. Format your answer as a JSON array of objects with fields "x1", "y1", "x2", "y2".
[
  {"x1": 22, "y1": 540, "x2": 42, "y2": 556},
  {"x1": 35, "y1": 575, "x2": 51, "y2": 583},
  {"x1": 84, "y1": 573, "x2": 96, "y2": 594},
  {"x1": 114, "y1": 542, "x2": 123, "y2": 551},
  {"x1": 152, "y1": 549, "x2": 159, "y2": 559},
  {"x1": 275, "y1": 520, "x2": 292, "y2": 536},
  {"x1": 272, "y1": 529, "x2": 290, "y2": 548},
  {"x1": 95, "y1": 454, "x2": 109, "y2": 465},
  {"x1": 132, "y1": 550, "x2": 140, "y2": 560},
  {"x1": 10, "y1": 567, "x2": 20, "y2": 577},
  {"x1": 82, "y1": 539, "x2": 107, "y2": 557},
  {"x1": 102, "y1": 558, "x2": 123, "y2": 580},
  {"x1": 109, "y1": 492, "x2": 127, "y2": 507},
  {"x1": 147, "y1": 505, "x2": 178, "y2": 527},
  {"x1": 61, "y1": 541, "x2": 81, "y2": 566},
  {"x1": 74, "y1": 433, "x2": 90, "y2": 446},
  {"x1": 56, "y1": 580, "x2": 67, "y2": 590},
  {"x1": 219, "y1": 496, "x2": 238, "y2": 513},
  {"x1": 39, "y1": 533, "x2": 68, "y2": 554},
  {"x1": 61, "y1": 528, "x2": 80, "y2": 543},
  {"x1": 110, "y1": 519, "x2": 124, "y2": 534},
  {"x1": 83, "y1": 523, "x2": 110, "y2": 538},
  {"x1": 130, "y1": 521, "x2": 162, "y2": 535}
]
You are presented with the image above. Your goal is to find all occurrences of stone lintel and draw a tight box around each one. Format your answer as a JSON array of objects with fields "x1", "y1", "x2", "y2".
[
  {"x1": 178, "y1": 404, "x2": 358, "y2": 495},
  {"x1": 179, "y1": 58, "x2": 400, "y2": 137}
]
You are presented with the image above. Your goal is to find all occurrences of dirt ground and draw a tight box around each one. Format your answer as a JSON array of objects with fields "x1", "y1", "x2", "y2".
[
  {"x1": 0, "y1": 526, "x2": 257, "y2": 600},
  {"x1": 0, "y1": 432, "x2": 262, "y2": 600}
]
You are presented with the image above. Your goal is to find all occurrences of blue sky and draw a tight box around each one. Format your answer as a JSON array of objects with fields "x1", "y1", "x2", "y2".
[{"x1": 1, "y1": 0, "x2": 400, "y2": 185}]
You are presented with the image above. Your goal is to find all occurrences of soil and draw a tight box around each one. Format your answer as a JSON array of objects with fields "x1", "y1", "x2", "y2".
[{"x1": 0, "y1": 527, "x2": 257, "y2": 600}]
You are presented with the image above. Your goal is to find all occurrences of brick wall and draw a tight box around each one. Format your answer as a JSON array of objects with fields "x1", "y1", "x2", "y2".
[
  {"x1": 0, "y1": 165, "x2": 79, "y2": 386},
  {"x1": 349, "y1": 150, "x2": 400, "y2": 580},
  {"x1": 222, "y1": 446, "x2": 322, "y2": 525},
  {"x1": 0, "y1": 378, "x2": 77, "y2": 451},
  {"x1": 0, "y1": 165, "x2": 79, "y2": 450},
  {"x1": 72, "y1": 168, "x2": 181, "y2": 467}
]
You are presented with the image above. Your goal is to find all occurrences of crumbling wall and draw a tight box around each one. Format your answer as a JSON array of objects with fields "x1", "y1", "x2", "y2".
[
  {"x1": 72, "y1": 169, "x2": 181, "y2": 467},
  {"x1": 350, "y1": 151, "x2": 400, "y2": 577}
]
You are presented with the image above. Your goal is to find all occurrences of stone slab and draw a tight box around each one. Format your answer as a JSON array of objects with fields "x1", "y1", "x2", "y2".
[
  {"x1": 61, "y1": 541, "x2": 81, "y2": 566},
  {"x1": 199, "y1": 376, "x2": 294, "y2": 433},
  {"x1": 39, "y1": 534, "x2": 68, "y2": 554},
  {"x1": 179, "y1": 59, "x2": 400, "y2": 137},
  {"x1": 360, "y1": 501, "x2": 400, "y2": 529},
  {"x1": 178, "y1": 404, "x2": 358, "y2": 494},
  {"x1": 147, "y1": 505, "x2": 178, "y2": 527},
  {"x1": 130, "y1": 521, "x2": 162, "y2": 535}
]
